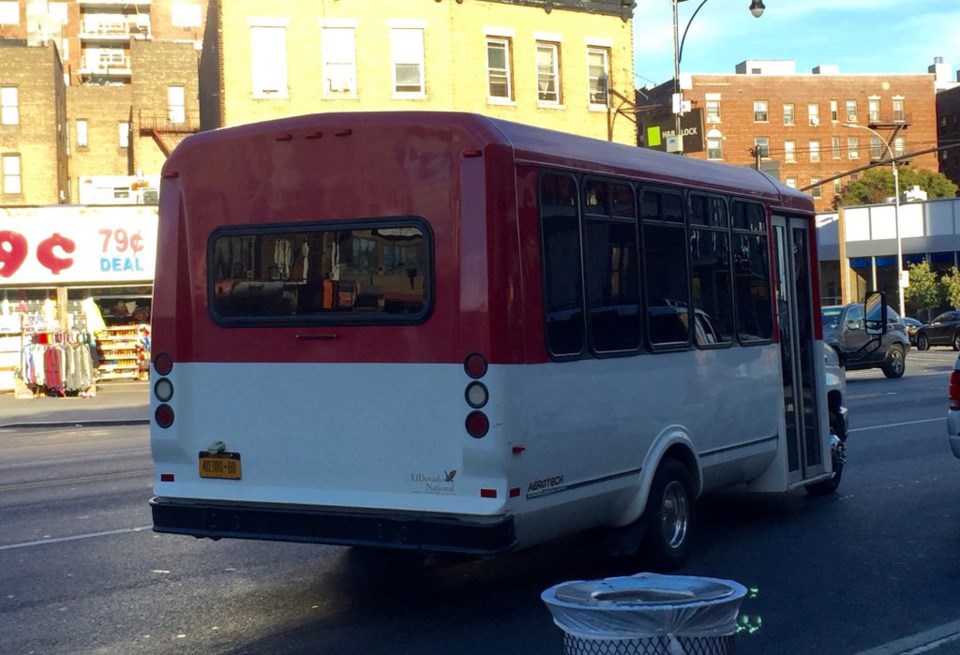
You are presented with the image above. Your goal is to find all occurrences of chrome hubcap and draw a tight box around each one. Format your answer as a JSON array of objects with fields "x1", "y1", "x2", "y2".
[{"x1": 660, "y1": 481, "x2": 689, "y2": 550}]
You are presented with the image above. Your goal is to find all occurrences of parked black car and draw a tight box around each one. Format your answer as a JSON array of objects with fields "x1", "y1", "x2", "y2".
[
  {"x1": 915, "y1": 311, "x2": 960, "y2": 351},
  {"x1": 821, "y1": 302, "x2": 910, "y2": 378},
  {"x1": 902, "y1": 317, "x2": 923, "y2": 346}
]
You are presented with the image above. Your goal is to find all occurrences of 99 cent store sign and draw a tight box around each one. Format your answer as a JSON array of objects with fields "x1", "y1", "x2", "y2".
[{"x1": 0, "y1": 213, "x2": 157, "y2": 286}]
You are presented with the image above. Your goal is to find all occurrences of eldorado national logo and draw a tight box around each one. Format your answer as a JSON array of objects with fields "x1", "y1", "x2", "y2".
[{"x1": 411, "y1": 470, "x2": 457, "y2": 494}]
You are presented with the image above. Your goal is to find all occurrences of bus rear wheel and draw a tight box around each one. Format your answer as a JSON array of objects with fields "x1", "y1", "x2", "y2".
[{"x1": 642, "y1": 458, "x2": 695, "y2": 571}]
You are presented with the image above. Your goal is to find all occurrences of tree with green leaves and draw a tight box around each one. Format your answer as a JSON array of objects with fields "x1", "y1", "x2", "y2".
[
  {"x1": 904, "y1": 260, "x2": 943, "y2": 321},
  {"x1": 840, "y1": 166, "x2": 958, "y2": 206},
  {"x1": 944, "y1": 266, "x2": 960, "y2": 310}
]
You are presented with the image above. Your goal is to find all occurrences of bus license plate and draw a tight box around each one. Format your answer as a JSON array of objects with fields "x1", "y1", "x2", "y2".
[{"x1": 199, "y1": 452, "x2": 242, "y2": 480}]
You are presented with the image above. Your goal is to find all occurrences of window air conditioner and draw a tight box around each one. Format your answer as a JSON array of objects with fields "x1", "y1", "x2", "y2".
[
  {"x1": 847, "y1": 114, "x2": 857, "y2": 122},
  {"x1": 809, "y1": 117, "x2": 819, "y2": 126}
]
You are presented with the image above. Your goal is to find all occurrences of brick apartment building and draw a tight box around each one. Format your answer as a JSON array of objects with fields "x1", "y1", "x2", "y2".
[
  {"x1": 199, "y1": 0, "x2": 637, "y2": 144},
  {"x1": 938, "y1": 85, "x2": 960, "y2": 189},
  {"x1": 0, "y1": 0, "x2": 207, "y2": 206},
  {"x1": 639, "y1": 60, "x2": 941, "y2": 213}
]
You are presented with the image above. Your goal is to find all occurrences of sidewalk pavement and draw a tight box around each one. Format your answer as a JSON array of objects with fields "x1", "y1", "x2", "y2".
[{"x1": 0, "y1": 381, "x2": 150, "y2": 428}]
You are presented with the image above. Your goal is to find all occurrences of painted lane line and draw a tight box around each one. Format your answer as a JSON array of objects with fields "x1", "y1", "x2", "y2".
[
  {"x1": 0, "y1": 525, "x2": 154, "y2": 551},
  {"x1": 848, "y1": 417, "x2": 944, "y2": 434},
  {"x1": 852, "y1": 619, "x2": 960, "y2": 655},
  {"x1": 0, "y1": 468, "x2": 153, "y2": 492}
]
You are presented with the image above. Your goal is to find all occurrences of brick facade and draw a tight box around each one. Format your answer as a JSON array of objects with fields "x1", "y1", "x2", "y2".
[
  {"x1": 938, "y1": 85, "x2": 960, "y2": 189},
  {"x1": 202, "y1": 0, "x2": 637, "y2": 144},
  {"x1": 641, "y1": 69, "x2": 940, "y2": 213},
  {"x1": 0, "y1": 42, "x2": 66, "y2": 205}
]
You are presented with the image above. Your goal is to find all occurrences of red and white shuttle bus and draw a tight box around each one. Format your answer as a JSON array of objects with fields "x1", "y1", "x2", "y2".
[{"x1": 149, "y1": 111, "x2": 845, "y2": 569}]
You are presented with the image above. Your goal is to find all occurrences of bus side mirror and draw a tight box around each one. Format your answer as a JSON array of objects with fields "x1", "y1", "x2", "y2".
[{"x1": 864, "y1": 291, "x2": 887, "y2": 336}]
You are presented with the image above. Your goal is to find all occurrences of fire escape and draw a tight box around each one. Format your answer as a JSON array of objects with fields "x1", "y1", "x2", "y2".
[{"x1": 138, "y1": 110, "x2": 200, "y2": 157}]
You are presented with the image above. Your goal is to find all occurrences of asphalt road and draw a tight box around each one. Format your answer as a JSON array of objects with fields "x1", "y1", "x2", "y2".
[{"x1": 1, "y1": 349, "x2": 959, "y2": 655}]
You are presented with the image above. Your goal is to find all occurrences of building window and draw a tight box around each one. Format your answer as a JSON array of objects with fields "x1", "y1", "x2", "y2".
[
  {"x1": 831, "y1": 136, "x2": 841, "y2": 159},
  {"x1": 845, "y1": 100, "x2": 857, "y2": 122},
  {"x1": 1, "y1": 153, "x2": 20, "y2": 194},
  {"x1": 810, "y1": 178, "x2": 822, "y2": 198},
  {"x1": 48, "y1": 2, "x2": 67, "y2": 23},
  {"x1": 893, "y1": 97, "x2": 905, "y2": 122},
  {"x1": 809, "y1": 140, "x2": 820, "y2": 163},
  {"x1": 784, "y1": 140, "x2": 796, "y2": 163},
  {"x1": 168, "y1": 85, "x2": 185, "y2": 124},
  {"x1": 391, "y1": 27, "x2": 425, "y2": 96},
  {"x1": 706, "y1": 129, "x2": 722, "y2": 159},
  {"x1": 0, "y1": 86, "x2": 17, "y2": 125},
  {"x1": 894, "y1": 136, "x2": 905, "y2": 157},
  {"x1": 76, "y1": 119, "x2": 88, "y2": 148},
  {"x1": 485, "y1": 38, "x2": 512, "y2": 102},
  {"x1": 830, "y1": 99, "x2": 838, "y2": 122},
  {"x1": 847, "y1": 136, "x2": 859, "y2": 159},
  {"x1": 833, "y1": 179, "x2": 842, "y2": 195},
  {"x1": 808, "y1": 103, "x2": 819, "y2": 126},
  {"x1": 753, "y1": 100, "x2": 768, "y2": 122},
  {"x1": 785, "y1": 178, "x2": 797, "y2": 189},
  {"x1": 171, "y1": 3, "x2": 202, "y2": 28},
  {"x1": 783, "y1": 103, "x2": 794, "y2": 126},
  {"x1": 587, "y1": 47, "x2": 609, "y2": 107},
  {"x1": 868, "y1": 98, "x2": 880, "y2": 122},
  {"x1": 706, "y1": 97, "x2": 721, "y2": 123},
  {"x1": 754, "y1": 137, "x2": 769, "y2": 158},
  {"x1": 870, "y1": 136, "x2": 883, "y2": 160},
  {"x1": 536, "y1": 42, "x2": 561, "y2": 104},
  {"x1": 250, "y1": 24, "x2": 288, "y2": 98},
  {"x1": 118, "y1": 122, "x2": 129, "y2": 148},
  {"x1": 322, "y1": 27, "x2": 357, "y2": 96},
  {"x1": 0, "y1": 2, "x2": 18, "y2": 25}
]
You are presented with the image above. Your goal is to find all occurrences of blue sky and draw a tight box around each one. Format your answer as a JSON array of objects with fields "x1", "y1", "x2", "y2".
[{"x1": 631, "y1": 0, "x2": 960, "y2": 88}]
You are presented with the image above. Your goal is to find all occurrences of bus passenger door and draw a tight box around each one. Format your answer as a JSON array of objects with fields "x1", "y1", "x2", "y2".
[{"x1": 772, "y1": 214, "x2": 825, "y2": 483}]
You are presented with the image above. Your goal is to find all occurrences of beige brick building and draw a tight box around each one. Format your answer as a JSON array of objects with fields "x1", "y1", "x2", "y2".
[
  {"x1": 640, "y1": 61, "x2": 940, "y2": 213},
  {"x1": 199, "y1": 0, "x2": 637, "y2": 145},
  {"x1": 0, "y1": 42, "x2": 66, "y2": 205},
  {"x1": 0, "y1": 0, "x2": 206, "y2": 205}
]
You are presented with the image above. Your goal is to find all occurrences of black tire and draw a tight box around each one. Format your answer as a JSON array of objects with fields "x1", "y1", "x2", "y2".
[
  {"x1": 806, "y1": 412, "x2": 846, "y2": 496},
  {"x1": 953, "y1": 333, "x2": 960, "y2": 351},
  {"x1": 881, "y1": 344, "x2": 905, "y2": 379},
  {"x1": 642, "y1": 459, "x2": 695, "y2": 571},
  {"x1": 917, "y1": 333, "x2": 929, "y2": 351}
]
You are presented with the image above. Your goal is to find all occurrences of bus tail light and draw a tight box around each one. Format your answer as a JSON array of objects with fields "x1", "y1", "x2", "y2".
[
  {"x1": 950, "y1": 371, "x2": 960, "y2": 410},
  {"x1": 465, "y1": 382, "x2": 488, "y2": 408},
  {"x1": 155, "y1": 404, "x2": 175, "y2": 428},
  {"x1": 464, "y1": 353, "x2": 487, "y2": 379},
  {"x1": 154, "y1": 378, "x2": 174, "y2": 403},
  {"x1": 154, "y1": 352, "x2": 174, "y2": 376},
  {"x1": 466, "y1": 411, "x2": 489, "y2": 438}
]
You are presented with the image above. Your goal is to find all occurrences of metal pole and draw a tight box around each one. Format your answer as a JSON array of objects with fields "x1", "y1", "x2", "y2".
[
  {"x1": 672, "y1": 0, "x2": 681, "y2": 152},
  {"x1": 842, "y1": 123, "x2": 904, "y2": 316}
]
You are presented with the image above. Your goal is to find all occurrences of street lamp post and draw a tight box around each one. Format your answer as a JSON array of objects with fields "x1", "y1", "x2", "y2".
[
  {"x1": 671, "y1": 0, "x2": 765, "y2": 154},
  {"x1": 842, "y1": 122, "x2": 904, "y2": 317}
]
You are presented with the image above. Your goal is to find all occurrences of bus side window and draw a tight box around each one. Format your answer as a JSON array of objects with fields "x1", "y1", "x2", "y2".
[
  {"x1": 582, "y1": 179, "x2": 640, "y2": 354},
  {"x1": 688, "y1": 193, "x2": 733, "y2": 346},
  {"x1": 731, "y1": 201, "x2": 774, "y2": 343},
  {"x1": 540, "y1": 173, "x2": 585, "y2": 357},
  {"x1": 640, "y1": 187, "x2": 691, "y2": 348}
]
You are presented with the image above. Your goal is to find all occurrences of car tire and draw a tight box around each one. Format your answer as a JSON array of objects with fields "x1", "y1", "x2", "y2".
[
  {"x1": 642, "y1": 458, "x2": 695, "y2": 571},
  {"x1": 953, "y1": 333, "x2": 960, "y2": 351},
  {"x1": 917, "y1": 333, "x2": 929, "y2": 351},
  {"x1": 881, "y1": 344, "x2": 906, "y2": 379},
  {"x1": 806, "y1": 411, "x2": 846, "y2": 496}
]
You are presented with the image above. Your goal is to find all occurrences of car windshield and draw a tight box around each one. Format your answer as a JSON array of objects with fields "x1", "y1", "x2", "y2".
[{"x1": 821, "y1": 307, "x2": 843, "y2": 329}]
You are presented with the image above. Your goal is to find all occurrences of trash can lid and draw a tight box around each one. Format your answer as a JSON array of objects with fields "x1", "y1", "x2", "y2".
[{"x1": 552, "y1": 573, "x2": 740, "y2": 607}]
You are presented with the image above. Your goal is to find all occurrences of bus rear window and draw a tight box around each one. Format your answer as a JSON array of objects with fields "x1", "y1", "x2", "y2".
[{"x1": 208, "y1": 220, "x2": 431, "y2": 324}]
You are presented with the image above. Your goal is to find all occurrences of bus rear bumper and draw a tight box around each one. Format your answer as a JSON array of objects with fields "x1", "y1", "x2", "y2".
[{"x1": 149, "y1": 497, "x2": 518, "y2": 555}]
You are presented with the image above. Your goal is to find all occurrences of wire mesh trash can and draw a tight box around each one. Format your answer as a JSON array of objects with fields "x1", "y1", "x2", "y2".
[{"x1": 541, "y1": 573, "x2": 747, "y2": 655}]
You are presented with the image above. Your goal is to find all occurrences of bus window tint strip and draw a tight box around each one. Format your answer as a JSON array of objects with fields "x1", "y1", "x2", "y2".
[{"x1": 209, "y1": 220, "x2": 430, "y2": 323}]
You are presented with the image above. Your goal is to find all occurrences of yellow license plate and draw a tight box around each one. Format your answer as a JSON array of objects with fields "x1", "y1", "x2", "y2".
[{"x1": 199, "y1": 452, "x2": 242, "y2": 480}]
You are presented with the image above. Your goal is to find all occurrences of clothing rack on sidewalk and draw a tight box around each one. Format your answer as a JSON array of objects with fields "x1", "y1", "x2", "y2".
[{"x1": 19, "y1": 329, "x2": 97, "y2": 397}]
